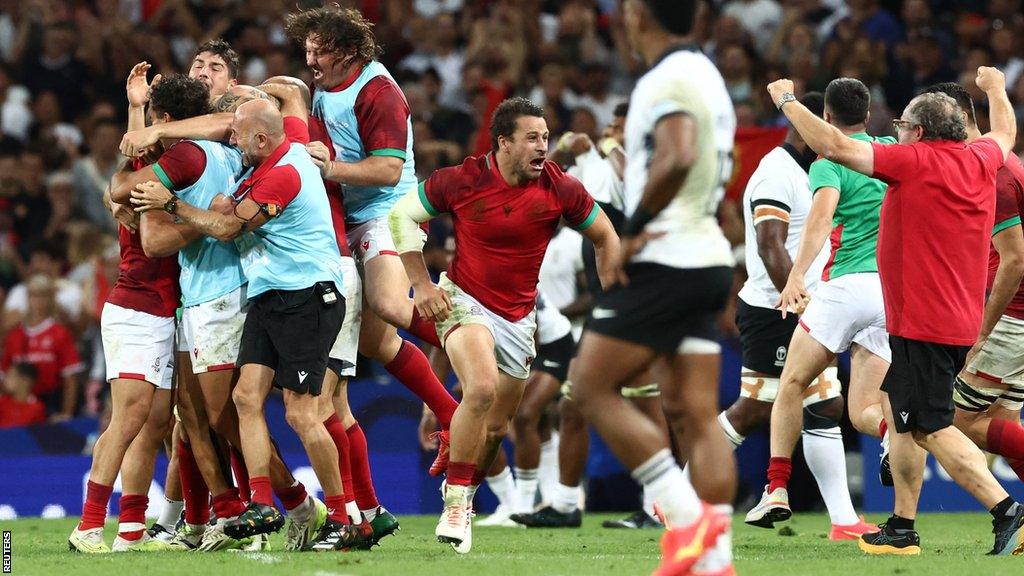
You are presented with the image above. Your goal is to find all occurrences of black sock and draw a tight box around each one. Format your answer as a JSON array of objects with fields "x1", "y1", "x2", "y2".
[
  {"x1": 888, "y1": 515, "x2": 915, "y2": 531},
  {"x1": 990, "y1": 497, "x2": 1017, "y2": 520}
]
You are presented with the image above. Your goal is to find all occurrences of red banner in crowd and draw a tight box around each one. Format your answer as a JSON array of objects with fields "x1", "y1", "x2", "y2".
[{"x1": 725, "y1": 127, "x2": 788, "y2": 202}]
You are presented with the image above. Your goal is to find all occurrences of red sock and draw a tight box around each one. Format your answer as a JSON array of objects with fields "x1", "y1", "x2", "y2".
[
  {"x1": 878, "y1": 419, "x2": 888, "y2": 439},
  {"x1": 249, "y1": 476, "x2": 273, "y2": 506},
  {"x1": 117, "y1": 494, "x2": 148, "y2": 541},
  {"x1": 211, "y1": 488, "x2": 247, "y2": 519},
  {"x1": 447, "y1": 461, "x2": 476, "y2": 487},
  {"x1": 767, "y1": 457, "x2": 792, "y2": 493},
  {"x1": 385, "y1": 340, "x2": 458, "y2": 427},
  {"x1": 230, "y1": 448, "x2": 251, "y2": 503},
  {"x1": 986, "y1": 419, "x2": 1024, "y2": 460},
  {"x1": 1008, "y1": 458, "x2": 1024, "y2": 483},
  {"x1": 346, "y1": 423, "x2": 379, "y2": 510},
  {"x1": 178, "y1": 440, "x2": 210, "y2": 525},
  {"x1": 323, "y1": 414, "x2": 354, "y2": 498},
  {"x1": 408, "y1": 308, "x2": 442, "y2": 348},
  {"x1": 78, "y1": 480, "x2": 113, "y2": 531},
  {"x1": 274, "y1": 481, "x2": 309, "y2": 512},
  {"x1": 325, "y1": 494, "x2": 348, "y2": 524}
]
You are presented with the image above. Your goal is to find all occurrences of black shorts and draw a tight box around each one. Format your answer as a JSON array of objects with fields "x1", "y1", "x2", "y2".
[
  {"x1": 533, "y1": 333, "x2": 576, "y2": 382},
  {"x1": 881, "y1": 335, "x2": 969, "y2": 434},
  {"x1": 238, "y1": 282, "x2": 345, "y2": 395},
  {"x1": 586, "y1": 264, "x2": 732, "y2": 354},
  {"x1": 736, "y1": 299, "x2": 797, "y2": 377}
]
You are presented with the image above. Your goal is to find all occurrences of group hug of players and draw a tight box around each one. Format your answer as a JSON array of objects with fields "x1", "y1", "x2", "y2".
[{"x1": 63, "y1": 0, "x2": 1024, "y2": 573}]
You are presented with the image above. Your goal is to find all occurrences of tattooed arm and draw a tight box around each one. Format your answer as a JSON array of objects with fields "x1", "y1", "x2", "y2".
[{"x1": 211, "y1": 85, "x2": 279, "y2": 113}]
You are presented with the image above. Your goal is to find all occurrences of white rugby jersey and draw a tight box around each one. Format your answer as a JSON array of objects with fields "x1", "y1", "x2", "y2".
[
  {"x1": 736, "y1": 145, "x2": 830, "y2": 309},
  {"x1": 539, "y1": 226, "x2": 584, "y2": 311},
  {"x1": 568, "y1": 147, "x2": 624, "y2": 213},
  {"x1": 624, "y1": 46, "x2": 736, "y2": 269}
]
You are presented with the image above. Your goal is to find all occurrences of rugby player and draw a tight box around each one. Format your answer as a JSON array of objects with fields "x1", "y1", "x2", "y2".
[
  {"x1": 753, "y1": 79, "x2": 895, "y2": 528},
  {"x1": 285, "y1": 7, "x2": 461, "y2": 480},
  {"x1": 731, "y1": 91, "x2": 874, "y2": 539},
  {"x1": 389, "y1": 97, "x2": 619, "y2": 553},
  {"x1": 569, "y1": 1, "x2": 739, "y2": 573}
]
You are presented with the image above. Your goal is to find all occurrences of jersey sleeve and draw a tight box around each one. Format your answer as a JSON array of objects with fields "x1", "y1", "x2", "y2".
[
  {"x1": 557, "y1": 172, "x2": 598, "y2": 231},
  {"x1": 870, "y1": 142, "x2": 920, "y2": 184},
  {"x1": 808, "y1": 158, "x2": 841, "y2": 194},
  {"x1": 249, "y1": 165, "x2": 302, "y2": 209},
  {"x1": 354, "y1": 76, "x2": 410, "y2": 160},
  {"x1": 154, "y1": 141, "x2": 207, "y2": 190},
  {"x1": 970, "y1": 137, "x2": 1006, "y2": 175},
  {"x1": 420, "y1": 165, "x2": 461, "y2": 216},
  {"x1": 748, "y1": 171, "x2": 794, "y2": 226},
  {"x1": 284, "y1": 116, "x2": 310, "y2": 144},
  {"x1": 994, "y1": 166, "x2": 1023, "y2": 236}
]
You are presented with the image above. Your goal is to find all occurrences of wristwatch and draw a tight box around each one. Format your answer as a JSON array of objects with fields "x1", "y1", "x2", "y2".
[
  {"x1": 163, "y1": 196, "x2": 178, "y2": 215},
  {"x1": 776, "y1": 92, "x2": 797, "y2": 110}
]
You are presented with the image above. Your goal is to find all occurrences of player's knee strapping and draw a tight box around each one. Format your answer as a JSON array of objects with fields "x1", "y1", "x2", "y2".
[{"x1": 952, "y1": 375, "x2": 999, "y2": 412}]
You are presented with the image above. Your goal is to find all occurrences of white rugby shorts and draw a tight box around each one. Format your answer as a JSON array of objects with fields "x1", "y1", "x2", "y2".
[
  {"x1": 182, "y1": 286, "x2": 247, "y2": 374},
  {"x1": 101, "y1": 303, "x2": 175, "y2": 390},
  {"x1": 799, "y1": 273, "x2": 890, "y2": 362}
]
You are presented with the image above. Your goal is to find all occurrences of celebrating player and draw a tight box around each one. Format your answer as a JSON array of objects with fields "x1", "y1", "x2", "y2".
[{"x1": 390, "y1": 97, "x2": 618, "y2": 553}]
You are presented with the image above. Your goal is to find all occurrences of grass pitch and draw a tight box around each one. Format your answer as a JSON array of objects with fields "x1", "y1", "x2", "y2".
[{"x1": 2, "y1": 512, "x2": 1021, "y2": 575}]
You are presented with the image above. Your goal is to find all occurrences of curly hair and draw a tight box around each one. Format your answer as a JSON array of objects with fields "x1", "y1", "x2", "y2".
[
  {"x1": 906, "y1": 93, "x2": 967, "y2": 142},
  {"x1": 149, "y1": 74, "x2": 211, "y2": 121},
  {"x1": 285, "y1": 4, "x2": 382, "y2": 61},
  {"x1": 923, "y1": 82, "x2": 976, "y2": 127}
]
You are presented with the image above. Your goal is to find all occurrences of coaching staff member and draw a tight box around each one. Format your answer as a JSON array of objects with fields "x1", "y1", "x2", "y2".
[{"x1": 766, "y1": 67, "x2": 1024, "y2": 557}]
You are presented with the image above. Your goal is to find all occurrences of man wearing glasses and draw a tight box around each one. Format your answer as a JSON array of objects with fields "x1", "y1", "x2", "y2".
[{"x1": 767, "y1": 67, "x2": 1024, "y2": 556}]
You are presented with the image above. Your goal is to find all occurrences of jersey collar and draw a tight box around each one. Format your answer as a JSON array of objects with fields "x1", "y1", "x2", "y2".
[
  {"x1": 239, "y1": 138, "x2": 291, "y2": 190},
  {"x1": 650, "y1": 43, "x2": 702, "y2": 70},
  {"x1": 782, "y1": 142, "x2": 815, "y2": 173},
  {"x1": 327, "y1": 61, "x2": 367, "y2": 93}
]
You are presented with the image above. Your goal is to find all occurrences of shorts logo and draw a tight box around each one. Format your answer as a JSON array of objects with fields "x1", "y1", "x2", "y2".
[
  {"x1": 469, "y1": 305, "x2": 482, "y2": 316},
  {"x1": 592, "y1": 307, "x2": 617, "y2": 319},
  {"x1": 543, "y1": 360, "x2": 560, "y2": 368},
  {"x1": 775, "y1": 346, "x2": 787, "y2": 367},
  {"x1": 152, "y1": 357, "x2": 162, "y2": 374},
  {"x1": 525, "y1": 356, "x2": 534, "y2": 366},
  {"x1": 193, "y1": 347, "x2": 200, "y2": 358},
  {"x1": 298, "y1": 371, "x2": 309, "y2": 384},
  {"x1": 899, "y1": 411, "x2": 910, "y2": 423},
  {"x1": 361, "y1": 240, "x2": 370, "y2": 252}
]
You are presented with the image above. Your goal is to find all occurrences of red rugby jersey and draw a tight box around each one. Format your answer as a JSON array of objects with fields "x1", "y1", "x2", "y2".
[
  {"x1": 989, "y1": 153, "x2": 1024, "y2": 320},
  {"x1": 420, "y1": 153, "x2": 598, "y2": 322},
  {"x1": 1, "y1": 318, "x2": 82, "y2": 396}
]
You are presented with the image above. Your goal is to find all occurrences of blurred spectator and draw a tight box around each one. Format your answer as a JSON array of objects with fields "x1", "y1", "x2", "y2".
[
  {"x1": 0, "y1": 362, "x2": 46, "y2": 428},
  {"x1": 723, "y1": 0, "x2": 783, "y2": 51},
  {"x1": 573, "y1": 61, "x2": 625, "y2": 129},
  {"x1": 72, "y1": 117, "x2": 120, "y2": 234},
  {"x1": 20, "y1": 22, "x2": 91, "y2": 122},
  {"x1": 2, "y1": 240, "x2": 82, "y2": 331},
  {"x1": 0, "y1": 62, "x2": 31, "y2": 140},
  {"x1": 399, "y1": 12, "x2": 465, "y2": 109},
  {"x1": 0, "y1": 274, "x2": 82, "y2": 420}
]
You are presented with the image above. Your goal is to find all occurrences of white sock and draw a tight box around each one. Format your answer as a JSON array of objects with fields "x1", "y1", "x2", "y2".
[
  {"x1": 802, "y1": 428, "x2": 859, "y2": 525},
  {"x1": 157, "y1": 499, "x2": 184, "y2": 528},
  {"x1": 642, "y1": 487, "x2": 657, "y2": 518},
  {"x1": 467, "y1": 483, "x2": 479, "y2": 504},
  {"x1": 361, "y1": 507, "x2": 378, "y2": 522},
  {"x1": 551, "y1": 482, "x2": 580, "y2": 514},
  {"x1": 632, "y1": 448, "x2": 700, "y2": 527},
  {"x1": 346, "y1": 501, "x2": 361, "y2": 524},
  {"x1": 513, "y1": 467, "x2": 539, "y2": 513},
  {"x1": 693, "y1": 504, "x2": 734, "y2": 572},
  {"x1": 538, "y1": 434, "x2": 560, "y2": 503},
  {"x1": 718, "y1": 412, "x2": 745, "y2": 447},
  {"x1": 486, "y1": 466, "x2": 517, "y2": 510}
]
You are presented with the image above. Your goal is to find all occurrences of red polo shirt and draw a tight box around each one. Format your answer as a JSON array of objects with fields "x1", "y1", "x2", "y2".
[{"x1": 871, "y1": 137, "x2": 1004, "y2": 345}]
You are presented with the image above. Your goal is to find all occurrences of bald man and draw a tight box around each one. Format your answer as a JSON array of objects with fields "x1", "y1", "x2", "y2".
[{"x1": 131, "y1": 98, "x2": 364, "y2": 551}]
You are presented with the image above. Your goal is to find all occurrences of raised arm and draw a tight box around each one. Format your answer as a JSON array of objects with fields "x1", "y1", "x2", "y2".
[
  {"x1": 767, "y1": 79, "x2": 875, "y2": 175},
  {"x1": 976, "y1": 66, "x2": 1017, "y2": 160}
]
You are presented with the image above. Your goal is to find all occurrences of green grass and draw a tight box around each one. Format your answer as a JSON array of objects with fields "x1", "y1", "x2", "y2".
[{"x1": 1, "y1": 512, "x2": 1021, "y2": 575}]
